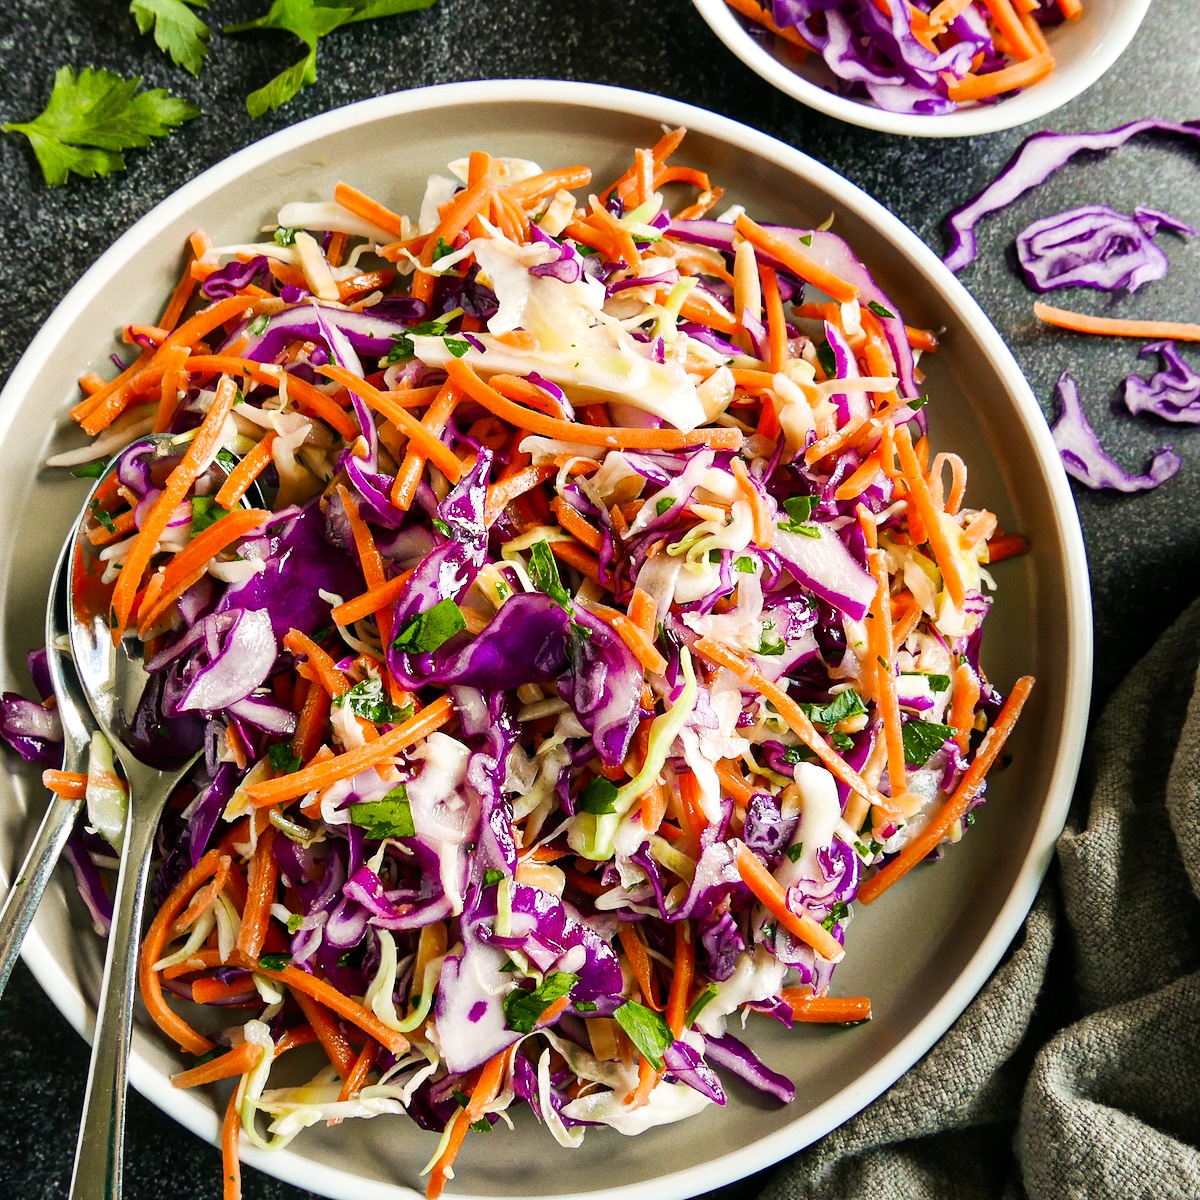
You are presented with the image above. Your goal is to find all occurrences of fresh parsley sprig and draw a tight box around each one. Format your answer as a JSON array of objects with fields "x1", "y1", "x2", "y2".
[
  {"x1": 3, "y1": 67, "x2": 199, "y2": 186},
  {"x1": 131, "y1": 0, "x2": 212, "y2": 76}
]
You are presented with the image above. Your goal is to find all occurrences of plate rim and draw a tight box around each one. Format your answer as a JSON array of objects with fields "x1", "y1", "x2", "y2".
[{"x1": 2, "y1": 77, "x2": 1093, "y2": 1200}]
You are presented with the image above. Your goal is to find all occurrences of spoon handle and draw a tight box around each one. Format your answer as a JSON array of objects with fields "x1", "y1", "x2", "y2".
[
  {"x1": 0, "y1": 793, "x2": 83, "y2": 1001},
  {"x1": 68, "y1": 779, "x2": 164, "y2": 1200}
]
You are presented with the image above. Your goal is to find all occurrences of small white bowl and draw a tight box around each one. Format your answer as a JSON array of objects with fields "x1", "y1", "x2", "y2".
[{"x1": 692, "y1": 0, "x2": 1152, "y2": 137}]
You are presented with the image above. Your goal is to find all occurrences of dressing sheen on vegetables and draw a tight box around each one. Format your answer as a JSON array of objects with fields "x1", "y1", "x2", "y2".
[{"x1": 8, "y1": 132, "x2": 1034, "y2": 1199}]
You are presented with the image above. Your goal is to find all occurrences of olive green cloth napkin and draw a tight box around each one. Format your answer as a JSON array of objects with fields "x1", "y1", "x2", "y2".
[{"x1": 761, "y1": 599, "x2": 1200, "y2": 1200}]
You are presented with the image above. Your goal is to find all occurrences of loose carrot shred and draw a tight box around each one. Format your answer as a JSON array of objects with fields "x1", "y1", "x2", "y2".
[
  {"x1": 866, "y1": 549, "x2": 911, "y2": 816},
  {"x1": 41, "y1": 769, "x2": 88, "y2": 800},
  {"x1": 582, "y1": 600, "x2": 667, "y2": 675},
  {"x1": 1033, "y1": 302, "x2": 1200, "y2": 343},
  {"x1": 981, "y1": 0, "x2": 1039, "y2": 59},
  {"x1": 949, "y1": 661, "x2": 982, "y2": 754},
  {"x1": 236, "y1": 826, "x2": 278, "y2": 960},
  {"x1": 392, "y1": 382, "x2": 460, "y2": 510},
  {"x1": 290, "y1": 987, "x2": 356, "y2": 1080},
  {"x1": 986, "y1": 531, "x2": 1029, "y2": 563},
  {"x1": 215, "y1": 432, "x2": 277, "y2": 510},
  {"x1": 551, "y1": 496, "x2": 605, "y2": 554},
  {"x1": 858, "y1": 676, "x2": 1035, "y2": 904},
  {"x1": 549, "y1": 539, "x2": 607, "y2": 588},
  {"x1": 618, "y1": 924, "x2": 664, "y2": 1011},
  {"x1": 723, "y1": 0, "x2": 815, "y2": 50},
  {"x1": 947, "y1": 52, "x2": 1055, "y2": 102},
  {"x1": 330, "y1": 570, "x2": 414, "y2": 627},
  {"x1": 665, "y1": 921, "x2": 695, "y2": 1039},
  {"x1": 735, "y1": 213, "x2": 859, "y2": 304},
  {"x1": 735, "y1": 843, "x2": 845, "y2": 962},
  {"x1": 222, "y1": 1090, "x2": 242, "y2": 1200},
  {"x1": 443, "y1": 360, "x2": 743, "y2": 451},
  {"x1": 172, "y1": 1039, "x2": 261, "y2": 1089},
  {"x1": 283, "y1": 628, "x2": 351, "y2": 699},
  {"x1": 246, "y1": 694, "x2": 455, "y2": 806},
  {"x1": 484, "y1": 463, "x2": 556, "y2": 526},
  {"x1": 334, "y1": 181, "x2": 406, "y2": 238},
  {"x1": 781, "y1": 988, "x2": 872, "y2": 1024},
  {"x1": 504, "y1": 165, "x2": 592, "y2": 208}
]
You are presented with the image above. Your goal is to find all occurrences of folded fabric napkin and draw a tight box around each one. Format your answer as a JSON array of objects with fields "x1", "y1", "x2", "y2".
[{"x1": 762, "y1": 599, "x2": 1200, "y2": 1200}]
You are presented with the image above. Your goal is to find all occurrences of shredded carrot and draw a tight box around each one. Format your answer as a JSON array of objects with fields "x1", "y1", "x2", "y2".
[
  {"x1": 665, "y1": 921, "x2": 695, "y2": 1038},
  {"x1": 834, "y1": 452, "x2": 882, "y2": 501},
  {"x1": 392, "y1": 382, "x2": 461, "y2": 509},
  {"x1": 618, "y1": 924, "x2": 663, "y2": 1010},
  {"x1": 582, "y1": 600, "x2": 667, "y2": 675},
  {"x1": 283, "y1": 628, "x2": 351, "y2": 699},
  {"x1": 693, "y1": 636, "x2": 888, "y2": 809},
  {"x1": 137, "y1": 508, "x2": 273, "y2": 634},
  {"x1": 444, "y1": 360, "x2": 742, "y2": 451},
  {"x1": 336, "y1": 485, "x2": 389, "y2": 642},
  {"x1": 333, "y1": 181, "x2": 406, "y2": 238},
  {"x1": 215, "y1": 432, "x2": 277, "y2": 509},
  {"x1": 235, "y1": 826, "x2": 278, "y2": 960},
  {"x1": 1033, "y1": 302, "x2": 1200, "y2": 342},
  {"x1": 549, "y1": 539, "x2": 607, "y2": 588},
  {"x1": 947, "y1": 52, "x2": 1055, "y2": 102},
  {"x1": 986, "y1": 531, "x2": 1029, "y2": 563},
  {"x1": 484, "y1": 462, "x2": 556, "y2": 526},
  {"x1": 290, "y1": 685, "x2": 332, "y2": 764},
  {"x1": 735, "y1": 214, "x2": 858, "y2": 304},
  {"x1": 171, "y1": 1039, "x2": 261, "y2": 1090},
  {"x1": 41, "y1": 769, "x2": 87, "y2": 800},
  {"x1": 781, "y1": 988, "x2": 872, "y2": 1024},
  {"x1": 949, "y1": 661, "x2": 982, "y2": 753},
  {"x1": 504, "y1": 165, "x2": 592, "y2": 208},
  {"x1": 866, "y1": 550, "x2": 910, "y2": 814},
  {"x1": 139, "y1": 851, "x2": 223, "y2": 1056},
  {"x1": 290, "y1": 987, "x2": 356, "y2": 1079},
  {"x1": 330, "y1": 570, "x2": 413, "y2": 627},
  {"x1": 722, "y1": 0, "x2": 815, "y2": 50},
  {"x1": 981, "y1": 0, "x2": 1038, "y2": 59},
  {"x1": 730, "y1": 456, "x2": 775, "y2": 550},
  {"x1": 246, "y1": 694, "x2": 455, "y2": 806},
  {"x1": 735, "y1": 843, "x2": 845, "y2": 961},
  {"x1": 715, "y1": 759, "x2": 755, "y2": 807},
  {"x1": 858, "y1": 676, "x2": 1035, "y2": 904},
  {"x1": 171, "y1": 854, "x2": 232, "y2": 936},
  {"x1": 222, "y1": 1090, "x2": 242, "y2": 1200},
  {"x1": 321, "y1": 365, "x2": 463, "y2": 482},
  {"x1": 108, "y1": 374, "x2": 241, "y2": 643},
  {"x1": 551, "y1": 496, "x2": 605, "y2": 554},
  {"x1": 333, "y1": 1040, "x2": 377, "y2": 1117},
  {"x1": 894, "y1": 424, "x2": 969, "y2": 610},
  {"x1": 1056, "y1": 0, "x2": 1081, "y2": 16},
  {"x1": 153, "y1": 343, "x2": 191, "y2": 433}
]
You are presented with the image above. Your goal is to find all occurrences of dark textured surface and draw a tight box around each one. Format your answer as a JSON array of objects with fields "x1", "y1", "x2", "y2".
[{"x1": 0, "y1": 0, "x2": 1197, "y2": 1197}]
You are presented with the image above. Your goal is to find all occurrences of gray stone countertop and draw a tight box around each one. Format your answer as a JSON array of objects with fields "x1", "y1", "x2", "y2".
[{"x1": 1, "y1": 0, "x2": 1198, "y2": 1196}]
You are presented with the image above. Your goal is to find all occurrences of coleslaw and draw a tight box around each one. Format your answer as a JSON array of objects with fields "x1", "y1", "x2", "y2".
[{"x1": 9, "y1": 130, "x2": 1034, "y2": 1198}]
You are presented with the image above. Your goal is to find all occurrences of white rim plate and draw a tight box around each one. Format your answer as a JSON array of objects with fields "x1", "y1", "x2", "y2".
[{"x1": 0, "y1": 79, "x2": 1091, "y2": 1200}]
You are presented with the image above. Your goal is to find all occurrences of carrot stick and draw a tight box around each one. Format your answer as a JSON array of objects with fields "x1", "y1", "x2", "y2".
[
  {"x1": 503, "y1": 165, "x2": 592, "y2": 208},
  {"x1": 723, "y1": 0, "x2": 815, "y2": 50},
  {"x1": 835, "y1": 453, "x2": 882, "y2": 501},
  {"x1": 618, "y1": 924, "x2": 664, "y2": 1010},
  {"x1": 330, "y1": 571, "x2": 414, "y2": 627},
  {"x1": 692, "y1": 636, "x2": 888, "y2": 809},
  {"x1": 160, "y1": 245, "x2": 202, "y2": 333},
  {"x1": 781, "y1": 988, "x2": 872, "y2": 1023},
  {"x1": 109, "y1": 374, "x2": 240, "y2": 643},
  {"x1": 624, "y1": 1055, "x2": 666, "y2": 1111},
  {"x1": 320, "y1": 365, "x2": 463, "y2": 482},
  {"x1": 235, "y1": 827, "x2": 278, "y2": 960},
  {"x1": 715, "y1": 759, "x2": 755, "y2": 807},
  {"x1": 551, "y1": 497, "x2": 605, "y2": 554},
  {"x1": 867, "y1": 549, "x2": 910, "y2": 813},
  {"x1": 189, "y1": 975, "x2": 257, "y2": 1006},
  {"x1": 730, "y1": 456, "x2": 775, "y2": 550},
  {"x1": 484, "y1": 463, "x2": 556, "y2": 526},
  {"x1": 981, "y1": 0, "x2": 1038, "y2": 59},
  {"x1": 246, "y1": 694, "x2": 455, "y2": 806},
  {"x1": 1056, "y1": 0, "x2": 1082, "y2": 16},
  {"x1": 139, "y1": 851, "x2": 223, "y2": 1056},
  {"x1": 443, "y1": 360, "x2": 742, "y2": 451},
  {"x1": 42, "y1": 769, "x2": 87, "y2": 800},
  {"x1": 333, "y1": 181, "x2": 406, "y2": 238},
  {"x1": 665, "y1": 921, "x2": 695, "y2": 1038},
  {"x1": 290, "y1": 685, "x2": 332, "y2": 764},
  {"x1": 894, "y1": 424, "x2": 969, "y2": 610},
  {"x1": 336, "y1": 1040, "x2": 376, "y2": 1106},
  {"x1": 734, "y1": 214, "x2": 858, "y2": 304},
  {"x1": 171, "y1": 1039, "x2": 261, "y2": 1089},
  {"x1": 1033, "y1": 302, "x2": 1200, "y2": 342},
  {"x1": 392, "y1": 382, "x2": 460, "y2": 509},
  {"x1": 283, "y1": 628, "x2": 351, "y2": 698},
  {"x1": 986, "y1": 532, "x2": 1029, "y2": 563},
  {"x1": 949, "y1": 661, "x2": 981, "y2": 753},
  {"x1": 947, "y1": 52, "x2": 1055, "y2": 103},
  {"x1": 215, "y1": 432, "x2": 277, "y2": 509},
  {"x1": 137, "y1": 508, "x2": 273, "y2": 633},
  {"x1": 171, "y1": 854, "x2": 232, "y2": 935},
  {"x1": 290, "y1": 987, "x2": 356, "y2": 1080},
  {"x1": 222, "y1": 1090, "x2": 242, "y2": 1200},
  {"x1": 549, "y1": 539, "x2": 606, "y2": 588},
  {"x1": 928, "y1": 0, "x2": 972, "y2": 30},
  {"x1": 246, "y1": 961, "x2": 409, "y2": 1056},
  {"x1": 153, "y1": 343, "x2": 191, "y2": 433},
  {"x1": 735, "y1": 843, "x2": 845, "y2": 961},
  {"x1": 581, "y1": 600, "x2": 667, "y2": 675},
  {"x1": 858, "y1": 676, "x2": 1035, "y2": 904},
  {"x1": 905, "y1": 325, "x2": 939, "y2": 354}
]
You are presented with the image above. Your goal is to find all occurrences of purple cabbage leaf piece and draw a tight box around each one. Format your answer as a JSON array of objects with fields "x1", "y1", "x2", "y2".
[{"x1": 1122, "y1": 341, "x2": 1200, "y2": 423}]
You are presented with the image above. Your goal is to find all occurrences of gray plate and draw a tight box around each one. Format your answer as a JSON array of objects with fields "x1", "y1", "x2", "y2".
[{"x1": 0, "y1": 80, "x2": 1091, "y2": 1200}]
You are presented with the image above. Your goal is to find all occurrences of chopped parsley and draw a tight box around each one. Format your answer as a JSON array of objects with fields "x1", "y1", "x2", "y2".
[
  {"x1": 190, "y1": 495, "x2": 231, "y2": 535},
  {"x1": 392, "y1": 598, "x2": 467, "y2": 654},
  {"x1": 348, "y1": 785, "x2": 415, "y2": 839},
  {"x1": 285, "y1": 913, "x2": 303, "y2": 934},
  {"x1": 89, "y1": 501, "x2": 117, "y2": 535},
  {"x1": 901, "y1": 720, "x2": 956, "y2": 767},
  {"x1": 332, "y1": 676, "x2": 413, "y2": 725},
  {"x1": 257, "y1": 953, "x2": 292, "y2": 972},
  {"x1": 483, "y1": 869, "x2": 505, "y2": 887},
  {"x1": 758, "y1": 621, "x2": 786, "y2": 657},
  {"x1": 816, "y1": 339, "x2": 837, "y2": 379},
  {"x1": 577, "y1": 776, "x2": 618, "y2": 815},
  {"x1": 273, "y1": 225, "x2": 299, "y2": 247},
  {"x1": 528, "y1": 539, "x2": 573, "y2": 612},
  {"x1": 443, "y1": 337, "x2": 471, "y2": 358},
  {"x1": 866, "y1": 300, "x2": 896, "y2": 320},
  {"x1": 821, "y1": 900, "x2": 850, "y2": 931},
  {"x1": 685, "y1": 984, "x2": 719, "y2": 1027},
  {"x1": 70, "y1": 461, "x2": 107, "y2": 479},
  {"x1": 655, "y1": 497, "x2": 676, "y2": 517},
  {"x1": 432, "y1": 236, "x2": 457, "y2": 262},
  {"x1": 802, "y1": 689, "x2": 867, "y2": 730},
  {"x1": 503, "y1": 971, "x2": 578, "y2": 1034},
  {"x1": 735, "y1": 555, "x2": 755, "y2": 573},
  {"x1": 268, "y1": 743, "x2": 302, "y2": 775},
  {"x1": 785, "y1": 842, "x2": 805, "y2": 863},
  {"x1": 778, "y1": 494, "x2": 820, "y2": 536},
  {"x1": 613, "y1": 999, "x2": 672, "y2": 1069}
]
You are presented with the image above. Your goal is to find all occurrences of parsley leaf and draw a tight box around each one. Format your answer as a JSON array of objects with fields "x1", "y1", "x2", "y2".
[
  {"x1": 268, "y1": 743, "x2": 302, "y2": 775},
  {"x1": 227, "y1": 0, "x2": 436, "y2": 117},
  {"x1": 332, "y1": 677, "x2": 412, "y2": 725},
  {"x1": 70, "y1": 462, "x2": 108, "y2": 479},
  {"x1": 613, "y1": 999, "x2": 672, "y2": 1069},
  {"x1": 686, "y1": 984, "x2": 718, "y2": 1027},
  {"x1": 349, "y1": 785, "x2": 415, "y2": 839},
  {"x1": 190, "y1": 495, "x2": 230, "y2": 535},
  {"x1": 503, "y1": 971, "x2": 577, "y2": 1034},
  {"x1": 391, "y1": 598, "x2": 466, "y2": 654},
  {"x1": 528, "y1": 540, "x2": 573, "y2": 611},
  {"x1": 577, "y1": 776, "x2": 618, "y2": 815},
  {"x1": 89, "y1": 501, "x2": 117, "y2": 535},
  {"x1": 257, "y1": 952, "x2": 292, "y2": 971},
  {"x1": 432, "y1": 236, "x2": 457, "y2": 262},
  {"x1": 821, "y1": 900, "x2": 850, "y2": 931},
  {"x1": 3, "y1": 66, "x2": 199, "y2": 187},
  {"x1": 866, "y1": 300, "x2": 896, "y2": 320},
  {"x1": 758, "y1": 620, "x2": 786, "y2": 657},
  {"x1": 735, "y1": 555, "x2": 755, "y2": 573},
  {"x1": 274, "y1": 225, "x2": 300, "y2": 246},
  {"x1": 901, "y1": 720, "x2": 956, "y2": 767},
  {"x1": 131, "y1": 0, "x2": 212, "y2": 76},
  {"x1": 802, "y1": 689, "x2": 867, "y2": 730},
  {"x1": 785, "y1": 841, "x2": 805, "y2": 863},
  {"x1": 483, "y1": 869, "x2": 505, "y2": 887},
  {"x1": 778, "y1": 494, "x2": 819, "y2": 535},
  {"x1": 816, "y1": 339, "x2": 837, "y2": 379},
  {"x1": 902, "y1": 671, "x2": 951, "y2": 693},
  {"x1": 655, "y1": 496, "x2": 676, "y2": 517},
  {"x1": 285, "y1": 913, "x2": 303, "y2": 933},
  {"x1": 443, "y1": 337, "x2": 471, "y2": 358}
]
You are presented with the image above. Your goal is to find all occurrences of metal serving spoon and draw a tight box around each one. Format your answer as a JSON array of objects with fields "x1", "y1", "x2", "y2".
[
  {"x1": 0, "y1": 530, "x2": 97, "y2": 1000},
  {"x1": 66, "y1": 435, "x2": 228, "y2": 1200}
]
